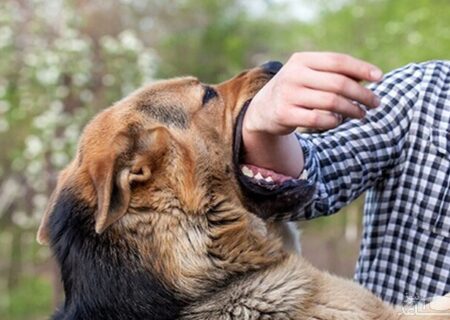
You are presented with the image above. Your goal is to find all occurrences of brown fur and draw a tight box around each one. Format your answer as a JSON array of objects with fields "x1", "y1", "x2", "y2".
[{"x1": 38, "y1": 67, "x2": 447, "y2": 319}]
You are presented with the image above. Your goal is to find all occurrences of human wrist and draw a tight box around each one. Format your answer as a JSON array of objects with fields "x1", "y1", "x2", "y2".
[{"x1": 242, "y1": 129, "x2": 304, "y2": 178}]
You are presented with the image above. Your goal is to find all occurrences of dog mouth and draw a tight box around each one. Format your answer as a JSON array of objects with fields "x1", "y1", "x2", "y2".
[
  {"x1": 239, "y1": 164, "x2": 295, "y2": 187},
  {"x1": 232, "y1": 100, "x2": 316, "y2": 220}
]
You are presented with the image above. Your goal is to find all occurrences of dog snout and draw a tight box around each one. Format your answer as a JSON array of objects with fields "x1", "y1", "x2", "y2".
[{"x1": 260, "y1": 61, "x2": 283, "y2": 75}]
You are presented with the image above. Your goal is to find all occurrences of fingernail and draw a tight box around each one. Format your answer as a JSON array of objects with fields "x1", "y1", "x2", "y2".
[{"x1": 370, "y1": 68, "x2": 383, "y2": 81}]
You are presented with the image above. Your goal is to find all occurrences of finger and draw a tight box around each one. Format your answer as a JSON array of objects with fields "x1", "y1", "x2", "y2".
[
  {"x1": 297, "y1": 69, "x2": 380, "y2": 108},
  {"x1": 292, "y1": 52, "x2": 383, "y2": 82},
  {"x1": 279, "y1": 106, "x2": 342, "y2": 130},
  {"x1": 290, "y1": 87, "x2": 365, "y2": 119}
]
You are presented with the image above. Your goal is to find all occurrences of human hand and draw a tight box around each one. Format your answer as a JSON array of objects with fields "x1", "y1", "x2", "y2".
[
  {"x1": 245, "y1": 52, "x2": 383, "y2": 134},
  {"x1": 242, "y1": 52, "x2": 383, "y2": 177}
]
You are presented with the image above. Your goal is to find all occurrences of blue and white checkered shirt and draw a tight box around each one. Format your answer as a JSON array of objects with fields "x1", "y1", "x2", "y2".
[{"x1": 296, "y1": 61, "x2": 450, "y2": 305}]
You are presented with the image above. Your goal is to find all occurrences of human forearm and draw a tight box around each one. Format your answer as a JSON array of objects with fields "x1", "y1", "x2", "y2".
[{"x1": 242, "y1": 130, "x2": 304, "y2": 178}]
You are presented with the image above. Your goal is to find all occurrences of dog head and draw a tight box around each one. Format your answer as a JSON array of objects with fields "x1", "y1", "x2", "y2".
[{"x1": 36, "y1": 62, "x2": 314, "y2": 300}]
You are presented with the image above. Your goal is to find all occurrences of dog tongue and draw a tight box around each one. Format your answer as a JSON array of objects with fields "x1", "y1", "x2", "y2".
[{"x1": 241, "y1": 164, "x2": 293, "y2": 184}]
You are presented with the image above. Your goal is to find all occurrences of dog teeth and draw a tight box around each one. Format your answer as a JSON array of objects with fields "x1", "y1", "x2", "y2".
[
  {"x1": 264, "y1": 176, "x2": 273, "y2": 183},
  {"x1": 241, "y1": 166, "x2": 254, "y2": 178},
  {"x1": 254, "y1": 172, "x2": 263, "y2": 180}
]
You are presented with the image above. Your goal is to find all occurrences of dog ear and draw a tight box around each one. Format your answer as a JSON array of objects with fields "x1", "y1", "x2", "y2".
[
  {"x1": 37, "y1": 127, "x2": 170, "y2": 241},
  {"x1": 93, "y1": 128, "x2": 169, "y2": 234},
  {"x1": 91, "y1": 160, "x2": 152, "y2": 234}
]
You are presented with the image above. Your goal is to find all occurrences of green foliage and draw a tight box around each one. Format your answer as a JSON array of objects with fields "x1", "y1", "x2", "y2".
[
  {"x1": 300, "y1": 0, "x2": 450, "y2": 70},
  {"x1": 4, "y1": 276, "x2": 52, "y2": 320},
  {"x1": 155, "y1": 0, "x2": 303, "y2": 82}
]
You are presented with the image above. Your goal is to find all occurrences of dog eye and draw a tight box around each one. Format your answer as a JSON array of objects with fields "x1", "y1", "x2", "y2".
[{"x1": 202, "y1": 86, "x2": 218, "y2": 105}]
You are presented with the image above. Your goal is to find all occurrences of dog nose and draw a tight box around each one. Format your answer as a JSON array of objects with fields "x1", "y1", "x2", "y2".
[{"x1": 260, "y1": 61, "x2": 283, "y2": 75}]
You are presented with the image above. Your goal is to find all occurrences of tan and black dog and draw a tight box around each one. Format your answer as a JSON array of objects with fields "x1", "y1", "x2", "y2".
[{"x1": 37, "y1": 62, "x2": 446, "y2": 319}]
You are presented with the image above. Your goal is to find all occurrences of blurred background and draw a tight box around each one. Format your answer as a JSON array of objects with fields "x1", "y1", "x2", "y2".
[{"x1": 0, "y1": 0, "x2": 448, "y2": 318}]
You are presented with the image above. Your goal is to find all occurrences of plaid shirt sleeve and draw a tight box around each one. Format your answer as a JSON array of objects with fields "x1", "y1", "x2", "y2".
[
  {"x1": 284, "y1": 61, "x2": 450, "y2": 304},
  {"x1": 294, "y1": 63, "x2": 424, "y2": 220}
]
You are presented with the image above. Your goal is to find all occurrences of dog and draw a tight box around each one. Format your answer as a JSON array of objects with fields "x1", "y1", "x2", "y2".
[{"x1": 37, "y1": 61, "x2": 446, "y2": 319}]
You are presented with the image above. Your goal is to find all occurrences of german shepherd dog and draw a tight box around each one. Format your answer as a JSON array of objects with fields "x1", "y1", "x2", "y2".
[{"x1": 37, "y1": 62, "x2": 446, "y2": 319}]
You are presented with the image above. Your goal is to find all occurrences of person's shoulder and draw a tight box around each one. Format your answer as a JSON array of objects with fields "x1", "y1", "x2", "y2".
[
  {"x1": 393, "y1": 60, "x2": 449, "y2": 71},
  {"x1": 379, "y1": 60, "x2": 449, "y2": 88},
  {"x1": 384, "y1": 62, "x2": 424, "y2": 78},
  {"x1": 418, "y1": 60, "x2": 450, "y2": 82},
  {"x1": 418, "y1": 60, "x2": 450, "y2": 69},
  {"x1": 372, "y1": 62, "x2": 424, "y2": 93},
  {"x1": 398, "y1": 60, "x2": 450, "y2": 78}
]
